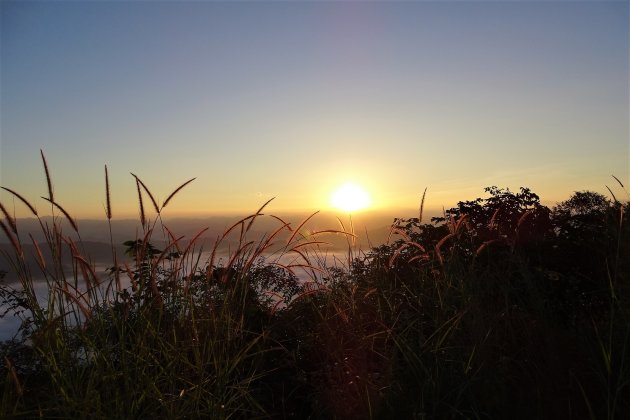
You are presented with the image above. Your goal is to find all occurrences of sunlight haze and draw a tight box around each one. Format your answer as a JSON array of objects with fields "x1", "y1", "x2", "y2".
[{"x1": 330, "y1": 182, "x2": 372, "y2": 213}]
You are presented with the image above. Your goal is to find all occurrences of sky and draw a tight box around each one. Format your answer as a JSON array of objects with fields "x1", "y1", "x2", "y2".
[{"x1": 1, "y1": 0, "x2": 628, "y2": 220}]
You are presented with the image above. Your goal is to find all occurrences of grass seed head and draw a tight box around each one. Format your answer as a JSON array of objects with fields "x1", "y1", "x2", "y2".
[
  {"x1": 40, "y1": 149, "x2": 54, "y2": 202},
  {"x1": 105, "y1": 165, "x2": 112, "y2": 220},
  {"x1": 1, "y1": 187, "x2": 38, "y2": 216}
]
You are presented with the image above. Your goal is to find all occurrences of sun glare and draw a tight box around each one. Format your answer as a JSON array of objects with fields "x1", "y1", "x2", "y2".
[{"x1": 330, "y1": 182, "x2": 371, "y2": 212}]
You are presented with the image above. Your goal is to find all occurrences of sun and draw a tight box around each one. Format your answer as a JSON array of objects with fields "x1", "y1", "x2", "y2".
[{"x1": 330, "y1": 182, "x2": 371, "y2": 212}]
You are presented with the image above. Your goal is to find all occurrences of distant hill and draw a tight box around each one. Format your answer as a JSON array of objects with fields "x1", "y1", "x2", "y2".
[{"x1": 0, "y1": 211, "x2": 406, "y2": 249}]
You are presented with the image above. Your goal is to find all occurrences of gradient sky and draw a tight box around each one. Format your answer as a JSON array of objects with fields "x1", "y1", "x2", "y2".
[{"x1": 1, "y1": 1, "x2": 628, "y2": 219}]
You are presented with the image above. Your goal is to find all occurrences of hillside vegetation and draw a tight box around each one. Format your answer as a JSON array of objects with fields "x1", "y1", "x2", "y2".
[{"x1": 0, "y1": 155, "x2": 628, "y2": 419}]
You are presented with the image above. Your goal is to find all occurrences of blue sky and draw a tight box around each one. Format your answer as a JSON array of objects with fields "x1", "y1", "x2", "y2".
[{"x1": 1, "y1": 1, "x2": 628, "y2": 218}]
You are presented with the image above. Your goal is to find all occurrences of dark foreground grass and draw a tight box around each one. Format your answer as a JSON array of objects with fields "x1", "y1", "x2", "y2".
[{"x1": 0, "y1": 154, "x2": 629, "y2": 419}]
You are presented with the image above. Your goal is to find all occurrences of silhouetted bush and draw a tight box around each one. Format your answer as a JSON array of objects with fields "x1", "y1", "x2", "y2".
[{"x1": 1, "y1": 164, "x2": 629, "y2": 418}]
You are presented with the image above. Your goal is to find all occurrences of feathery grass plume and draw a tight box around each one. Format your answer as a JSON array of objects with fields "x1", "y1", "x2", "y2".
[
  {"x1": 611, "y1": 174, "x2": 630, "y2": 201},
  {"x1": 389, "y1": 243, "x2": 409, "y2": 268},
  {"x1": 389, "y1": 241, "x2": 427, "y2": 267},
  {"x1": 1, "y1": 186, "x2": 38, "y2": 216},
  {"x1": 135, "y1": 178, "x2": 146, "y2": 227},
  {"x1": 262, "y1": 214, "x2": 300, "y2": 263},
  {"x1": 488, "y1": 208, "x2": 500, "y2": 230},
  {"x1": 419, "y1": 187, "x2": 427, "y2": 224},
  {"x1": 205, "y1": 239, "x2": 220, "y2": 279},
  {"x1": 40, "y1": 149, "x2": 54, "y2": 202},
  {"x1": 104, "y1": 165, "x2": 120, "y2": 289},
  {"x1": 270, "y1": 214, "x2": 292, "y2": 231},
  {"x1": 254, "y1": 220, "x2": 290, "y2": 254},
  {"x1": 74, "y1": 255, "x2": 100, "y2": 287},
  {"x1": 59, "y1": 285, "x2": 92, "y2": 322},
  {"x1": 124, "y1": 262, "x2": 138, "y2": 292},
  {"x1": 363, "y1": 225, "x2": 374, "y2": 249},
  {"x1": 163, "y1": 225, "x2": 184, "y2": 254},
  {"x1": 0, "y1": 201, "x2": 17, "y2": 234},
  {"x1": 29, "y1": 233, "x2": 46, "y2": 270},
  {"x1": 386, "y1": 220, "x2": 402, "y2": 245},
  {"x1": 408, "y1": 253, "x2": 430, "y2": 263},
  {"x1": 76, "y1": 258, "x2": 92, "y2": 292},
  {"x1": 220, "y1": 215, "x2": 255, "y2": 242},
  {"x1": 335, "y1": 215, "x2": 356, "y2": 254},
  {"x1": 612, "y1": 175, "x2": 625, "y2": 188},
  {"x1": 363, "y1": 287, "x2": 378, "y2": 299},
  {"x1": 41, "y1": 197, "x2": 78, "y2": 232},
  {"x1": 0, "y1": 220, "x2": 22, "y2": 257},
  {"x1": 606, "y1": 186, "x2": 619, "y2": 203},
  {"x1": 246, "y1": 197, "x2": 275, "y2": 233},
  {"x1": 266, "y1": 291, "x2": 286, "y2": 316},
  {"x1": 154, "y1": 235, "x2": 185, "y2": 266},
  {"x1": 290, "y1": 262, "x2": 324, "y2": 282},
  {"x1": 446, "y1": 214, "x2": 468, "y2": 235},
  {"x1": 243, "y1": 221, "x2": 292, "y2": 273},
  {"x1": 105, "y1": 165, "x2": 112, "y2": 220},
  {"x1": 206, "y1": 216, "x2": 259, "y2": 279},
  {"x1": 62, "y1": 236, "x2": 81, "y2": 262},
  {"x1": 183, "y1": 228, "x2": 210, "y2": 255},
  {"x1": 457, "y1": 214, "x2": 468, "y2": 233},
  {"x1": 288, "y1": 211, "x2": 319, "y2": 244},
  {"x1": 151, "y1": 235, "x2": 185, "y2": 294},
  {"x1": 268, "y1": 261, "x2": 298, "y2": 277},
  {"x1": 180, "y1": 226, "x2": 209, "y2": 282},
  {"x1": 162, "y1": 177, "x2": 196, "y2": 209},
  {"x1": 309, "y1": 229, "x2": 356, "y2": 238},
  {"x1": 287, "y1": 246, "x2": 312, "y2": 267},
  {"x1": 435, "y1": 232, "x2": 455, "y2": 265},
  {"x1": 292, "y1": 282, "x2": 329, "y2": 302},
  {"x1": 349, "y1": 213, "x2": 356, "y2": 247},
  {"x1": 390, "y1": 226, "x2": 412, "y2": 242},
  {"x1": 289, "y1": 240, "x2": 328, "y2": 251},
  {"x1": 220, "y1": 240, "x2": 255, "y2": 283},
  {"x1": 131, "y1": 173, "x2": 159, "y2": 213}
]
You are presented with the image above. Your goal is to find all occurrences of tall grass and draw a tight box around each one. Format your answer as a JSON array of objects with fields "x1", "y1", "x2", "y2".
[{"x1": 0, "y1": 155, "x2": 628, "y2": 419}]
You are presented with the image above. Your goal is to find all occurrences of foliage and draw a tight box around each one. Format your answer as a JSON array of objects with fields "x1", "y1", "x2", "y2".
[{"x1": 0, "y1": 155, "x2": 629, "y2": 419}]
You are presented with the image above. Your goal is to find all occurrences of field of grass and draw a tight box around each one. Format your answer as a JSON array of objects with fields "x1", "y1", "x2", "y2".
[{"x1": 0, "y1": 154, "x2": 629, "y2": 419}]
